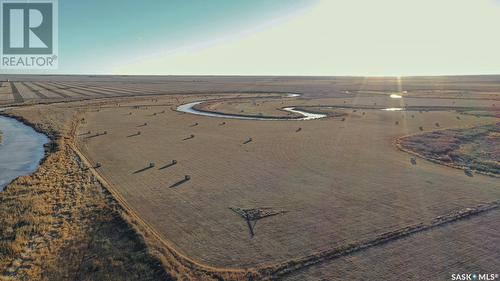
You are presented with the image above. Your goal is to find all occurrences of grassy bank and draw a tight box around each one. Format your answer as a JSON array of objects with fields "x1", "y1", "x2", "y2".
[
  {"x1": 0, "y1": 106, "x2": 172, "y2": 280},
  {"x1": 397, "y1": 122, "x2": 499, "y2": 177}
]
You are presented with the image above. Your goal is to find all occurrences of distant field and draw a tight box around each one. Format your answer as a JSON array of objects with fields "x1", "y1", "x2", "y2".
[
  {"x1": 1, "y1": 75, "x2": 499, "y2": 280},
  {"x1": 2, "y1": 74, "x2": 500, "y2": 105}
]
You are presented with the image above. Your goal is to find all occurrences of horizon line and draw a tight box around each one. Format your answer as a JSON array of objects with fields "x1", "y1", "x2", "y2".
[{"x1": 2, "y1": 73, "x2": 500, "y2": 78}]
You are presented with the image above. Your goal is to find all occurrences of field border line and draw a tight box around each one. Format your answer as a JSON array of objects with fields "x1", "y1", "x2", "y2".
[{"x1": 266, "y1": 200, "x2": 500, "y2": 279}]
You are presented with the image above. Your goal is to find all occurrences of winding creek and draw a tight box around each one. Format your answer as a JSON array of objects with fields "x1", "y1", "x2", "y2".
[
  {"x1": 177, "y1": 101, "x2": 327, "y2": 121},
  {"x1": 0, "y1": 92, "x2": 404, "y2": 191},
  {"x1": 0, "y1": 114, "x2": 49, "y2": 191}
]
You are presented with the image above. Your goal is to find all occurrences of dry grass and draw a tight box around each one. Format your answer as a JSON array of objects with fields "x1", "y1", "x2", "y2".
[
  {"x1": 0, "y1": 106, "x2": 171, "y2": 280},
  {"x1": 397, "y1": 123, "x2": 500, "y2": 176}
]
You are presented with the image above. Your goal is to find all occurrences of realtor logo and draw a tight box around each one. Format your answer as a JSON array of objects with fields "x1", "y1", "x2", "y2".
[{"x1": 1, "y1": 0, "x2": 58, "y2": 69}]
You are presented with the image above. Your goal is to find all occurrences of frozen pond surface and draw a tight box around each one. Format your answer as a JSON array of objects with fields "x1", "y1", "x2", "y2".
[
  {"x1": 383, "y1": 107, "x2": 405, "y2": 111},
  {"x1": 0, "y1": 115, "x2": 49, "y2": 190}
]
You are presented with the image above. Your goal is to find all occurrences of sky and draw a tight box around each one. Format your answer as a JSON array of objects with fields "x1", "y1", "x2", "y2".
[{"x1": 4, "y1": 0, "x2": 500, "y2": 76}]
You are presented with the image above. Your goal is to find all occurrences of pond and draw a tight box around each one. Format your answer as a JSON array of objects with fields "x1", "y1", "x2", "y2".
[{"x1": 0, "y1": 114, "x2": 49, "y2": 190}]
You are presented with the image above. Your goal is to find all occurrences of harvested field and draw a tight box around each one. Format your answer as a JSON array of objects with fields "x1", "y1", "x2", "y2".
[
  {"x1": 193, "y1": 97, "x2": 302, "y2": 119},
  {"x1": 75, "y1": 91, "x2": 500, "y2": 270},
  {"x1": 1, "y1": 75, "x2": 499, "y2": 280},
  {"x1": 282, "y1": 207, "x2": 500, "y2": 281}
]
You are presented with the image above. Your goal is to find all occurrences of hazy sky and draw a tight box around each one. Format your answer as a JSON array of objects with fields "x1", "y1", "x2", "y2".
[
  {"x1": 4, "y1": 0, "x2": 500, "y2": 75},
  {"x1": 59, "y1": 0, "x2": 315, "y2": 74}
]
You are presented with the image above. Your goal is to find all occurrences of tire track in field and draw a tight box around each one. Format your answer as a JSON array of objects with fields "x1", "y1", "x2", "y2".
[
  {"x1": 9, "y1": 82, "x2": 24, "y2": 103},
  {"x1": 267, "y1": 200, "x2": 500, "y2": 279},
  {"x1": 52, "y1": 82, "x2": 110, "y2": 97},
  {"x1": 54, "y1": 82, "x2": 118, "y2": 97},
  {"x1": 68, "y1": 82, "x2": 142, "y2": 95},
  {"x1": 70, "y1": 81, "x2": 163, "y2": 94},
  {"x1": 47, "y1": 82, "x2": 93, "y2": 97},
  {"x1": 32, "y1": 82, "x2": 72, "y2": 98},
  {"x1": 70, "y1": 82, "x2": 162, "y2": 96},
  {"x1": 21, "y1": 82, "x2": 49, "y2": 99}
]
